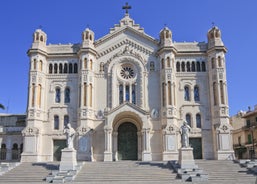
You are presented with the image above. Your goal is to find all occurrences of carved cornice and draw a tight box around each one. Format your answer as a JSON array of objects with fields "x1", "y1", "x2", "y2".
[{"x1": 96, "y1": 39, "x2": 153, "y2": 59}]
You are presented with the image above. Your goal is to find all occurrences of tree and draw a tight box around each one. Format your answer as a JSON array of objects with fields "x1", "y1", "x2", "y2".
[{"x1": 0, "y1": 104, "x2": 5, "y2": 110}]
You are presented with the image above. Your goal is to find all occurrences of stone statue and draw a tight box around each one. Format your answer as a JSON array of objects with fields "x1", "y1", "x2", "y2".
[
  {"x1": 180, "y1": 120, "x2": 191, "y2": 148},
  {"x1": 64, "y1": 123, "x2": 76, "y2": 149}
]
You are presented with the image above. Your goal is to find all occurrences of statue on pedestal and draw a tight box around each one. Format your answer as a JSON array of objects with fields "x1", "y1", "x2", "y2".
[
  {"x1": 180, "y1": 120, "x2": 191, "y2": 148},
  {"x1": 64, "y1": 123, "x2": 76, "y2": 149}
]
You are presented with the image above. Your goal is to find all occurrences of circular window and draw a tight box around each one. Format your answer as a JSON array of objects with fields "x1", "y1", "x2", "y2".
[{"x1": 120, "y1": 66, "x2": 134, "y2": 79}]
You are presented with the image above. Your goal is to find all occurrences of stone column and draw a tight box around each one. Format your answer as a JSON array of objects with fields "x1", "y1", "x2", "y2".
[
  {"x1": 142, "y1": 128, "x2": 151, "y2": 161},
  {"x1": 137, "y1": 131, "x2": 142, "y2": 160},
  {"x1": 104, "y1": 127, "x2": 113, "y2": 161},
  {"x1": 113, "y1": 132, "x2": 118, "y2": 161}
]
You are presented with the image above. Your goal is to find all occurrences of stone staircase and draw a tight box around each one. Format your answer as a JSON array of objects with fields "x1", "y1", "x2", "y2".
[
  {"x1": 196, "y1": 160, "x2": 257, "y2": 184},
  {"x1": 0, "y1": 160, "x2": 256, "y2": 183},
  {"x1": 0, "y1": 162, "x2": 58, "y2": 183},
  {"x1": 75, "y1": 161, "x2": 177, "y2": 183}
]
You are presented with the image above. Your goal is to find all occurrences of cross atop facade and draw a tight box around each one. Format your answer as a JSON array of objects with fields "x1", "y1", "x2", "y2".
[{"x1": 122, "y1": 2, "x2": 131, "y2": 14}]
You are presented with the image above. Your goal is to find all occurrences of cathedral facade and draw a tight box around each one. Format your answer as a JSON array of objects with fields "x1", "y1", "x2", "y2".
[{"x1": 21, "y1": 13, "x2": 234, "y2": 162}]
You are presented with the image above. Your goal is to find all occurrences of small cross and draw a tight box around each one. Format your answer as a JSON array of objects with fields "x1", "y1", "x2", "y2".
[
  {"x1": 39, "y1": 25, "x2": 43, "y2": 29},
  {"x1": 212, "y1": 22, "x2": 215, "y2": 27},
  {"x1": 28, "y1": 128, "x2": 33, "y2": 133},
  {"x1": 122, "y1": 2, "x2": 131, "y2": 14}
]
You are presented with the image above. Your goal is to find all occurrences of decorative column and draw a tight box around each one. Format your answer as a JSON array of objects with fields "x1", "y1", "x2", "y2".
[
  {"x1": 113, "y1": 132, "x2": 118, "y2": 161},
  {"x1": 142, "y1": 128, "x2": 152, "y2": 161},
  {"x1": 104, "y1": 127, "x2": 113, "y2": 161}
]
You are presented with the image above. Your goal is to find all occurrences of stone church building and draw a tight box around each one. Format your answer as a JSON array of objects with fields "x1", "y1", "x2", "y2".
[{"x1": 21, "y1": 11, "x2": 234, "y2": 162}]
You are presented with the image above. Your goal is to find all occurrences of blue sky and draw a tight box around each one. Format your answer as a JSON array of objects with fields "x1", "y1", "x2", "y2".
[{"x1": 0, "y1": 0, "x2": 256, "y2": 115}]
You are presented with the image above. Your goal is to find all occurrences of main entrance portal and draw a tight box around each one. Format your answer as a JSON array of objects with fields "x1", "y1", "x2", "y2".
[
  {"x1": 118, "y1": 122, "x2": 138, "y2": 160},
  {"x1": 189, "y1": 138, "x2": 202, "y2": 159},
  {"x1": 53, "y1": 140, "x2": 66, "y2": 161}
]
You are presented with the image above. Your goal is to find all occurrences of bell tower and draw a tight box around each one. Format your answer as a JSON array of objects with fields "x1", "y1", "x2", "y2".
[
  {"x1": 77, "y1": 28, "x2": 97, "y2": 160},
  {"x1": 207, "y1": 26, "x2": 234, "y2": 160},
  {"x1": 21, "y1": 29, "x2": 48, "y2": 162},
  {"x1": 158, "y1": 27, "x2": 179, "y2": 160}
]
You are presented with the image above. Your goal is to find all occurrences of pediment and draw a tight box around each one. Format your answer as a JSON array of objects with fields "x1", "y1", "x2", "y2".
[
  {"x1": 95, "y1": 30, "x2": 158, "y2": 60},
  {"x1": 95, "y1": 15, "x2": 159, "y2": 59},
  {"x1": 107, "y1": 102, "x2": 149, "y2": 117}
]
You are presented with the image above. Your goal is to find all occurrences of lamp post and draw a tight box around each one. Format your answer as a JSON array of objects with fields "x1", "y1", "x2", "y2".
[{"x1": 250, "y1": 126, "x2": 255, "y2": 159}]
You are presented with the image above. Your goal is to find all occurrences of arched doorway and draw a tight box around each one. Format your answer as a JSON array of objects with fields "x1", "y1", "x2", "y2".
[{"x1": 118, "y1": 122, "x2": 138, "y2": 160}]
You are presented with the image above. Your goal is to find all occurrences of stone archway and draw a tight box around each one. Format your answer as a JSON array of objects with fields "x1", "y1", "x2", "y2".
[
  {"x1": 117, "y1": 122, "x2": 138, "y2": 160},
  {"x1": 111, "y1": 111, "x2": 143, "y2": 161}
]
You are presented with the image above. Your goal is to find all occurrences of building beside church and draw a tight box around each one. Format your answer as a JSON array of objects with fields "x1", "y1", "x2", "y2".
[
  {"x1": 21, "y1": 10, "x2": 234, "y2": 162},
  {"x1": 231, "y1": 106, "x2": 257, "y2": 159},
  {"x1": 0, "y1": 114, "x2": 25, "y2": 161}
]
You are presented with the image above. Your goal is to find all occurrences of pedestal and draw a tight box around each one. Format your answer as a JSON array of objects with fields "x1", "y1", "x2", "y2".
[
  {"x1": 178, "y1": 147, "x2": 197, "y2": 169},
  {"x1": 104, "y1": 151, "x2": 112, "y2": 161},
  {"x1": 142, "y1": 151, "x2": 152, "y2": 161},
  {"x1": 59, "y1": 148, "x2": 77, "y2": 171}
]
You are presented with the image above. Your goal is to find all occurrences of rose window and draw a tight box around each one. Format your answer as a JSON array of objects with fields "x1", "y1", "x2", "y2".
[{"x1": 120, "y1": 67, "x2": 134, "y2": 79}]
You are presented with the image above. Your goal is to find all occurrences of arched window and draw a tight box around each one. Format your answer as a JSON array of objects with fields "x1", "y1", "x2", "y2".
[
  {"x1": 176, "y1": 62, "x2": 180, "y2": 72},
  {"x1": 54, "y1": 63, "x2": 58, "y2": 74},
  {"x1": 184, "y1": 86, "x2": 190, "y2": 101},
  {"x1": 132, "y1": 84, "x2": 136, "y2": 104},
  {"x1": 211, "y1": 58, "x2": 215, "y2": 69},
  {"x1": 161, "y1": 59, "x2": 165, "y2": 69},
  {"x1": 196, "y1": 62, "x2": 201, "y2": 72},
  {"x1": 31, "y1": 83, "x2": 36, "y2": 107},
  {"x1": 186, "y1": 62, "x2": 191, "y2": 72},
  {"x1": 125, "y1": 85, "x2": 130, "y2": 101},
  {"x1": 54, "y1": 115, "x2": 59, "y2": 130},
  {"x1": 33, "y1": 59, "x2": 37, "y2": 70},
  {"x1": 167, "y1": 57, "x2": 171, "y2": 68},
  {"x1": 84, "y1": 58, "x2": 87, "y2": 69},
  {"x1": 55, "y1": 87, "x2": 61, "y2": 103},
  {"x1": 213, "y1": 82, "x2": 217, "y2": 105},
  {"x1": 181, "y1": 62, "x2": 185, "y2": 72},
  {"x1": 90, "y1": 60, "x2": 93, "y2": 70},
  {"x1": 192, "y1": 62, "x2": 196, "y2": 72},
  {"x1": 37, "y1": 84, "x2": 42, "y2": 107},
  {"x1": 201, "y1": 62, "x2": 206, "y2": 72},
  {"x1": 0, "y1": 144, "x2": 6, "y2": 160},
  {"x1": 100, "y1": 62, "x2": 104, "y2": 72},
  {"x1": 69, "y1": 63, "x2": 73, "y2": 73},
  {"x1": 49, "y1": 64, "x2": 53, "y2": 74},
  {"x1": 12, "y1": 143, "x2": 19, "y2": 160},
  {"x1": 150, "y1": 61, "x2": 155, "y2": 71},
  {"x1": 74, "y1": 63, "x2": 78, "y2": 73},
  {"x1": 59, "y1": 63, "x2": 63, "y2": 74},
  {"x1": 64, "y1": 87, "x2": 70, "y2": 103},
  {"x1": 218, "y1": 56, "x2": 222, "y2": 67},
  {"x1": 84, "y1": 83, "x2": 87, "y2": 106},
  {"x1": 119, "y1": 84, "x2": 123, "y2": 104},
  {"x1": 89, "y1": 84, "x2": 93, "y2": 107},
  {"x1": 186, "y1": 114, "x2": 192, "y2": 127},
  {"x1": 64, "y1": 115, "x2": 69, "y2": 128},
  {"x1": 39, "y1": 60, "x2": 43, "y2": 71},
  {"x1": 40, "y1": 36, "x2": 44, "y2": 42},
  {"x1": 162, "y1": 83, "x2": 166, "y2": 106},
  {"x1": 220, "y1": 80, "x2": 225, "y2": 104},
  {"x1": 168, "y1": 81, "x2": 172, "y2": 105},
  {"x1": 194, "y1": 86, "x2": 200, "y2": 101},
  {"x1": 64, "y1": 63, "x2": 68, "y2": 73},
  {"x1": 196, "y1": 114, "x2": 202, "y2": 128}
]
